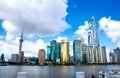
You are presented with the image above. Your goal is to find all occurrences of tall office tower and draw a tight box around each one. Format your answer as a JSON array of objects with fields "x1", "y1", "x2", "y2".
[
  {"x1": 73, "y1": 39, "x2": 82, "y2": 63},
  {"x1": 47, "y1": 45, "x2": 52, "y2": 61},
  {"x1": 38, "y1": 49, "x2": 46, "y2": 64},
  {"x1": 91, "y1": 16, "x2": 100, "y2": 63},
  {"x1": 101, "y1": 46, "x2": 107, "y2": 63},
  {"x1": 54, "y1": 42, "x2": 61, "y2": 63},
  {"x1": 11, "y1": 54, "x2": 19, "y2": 62},
  {"x1": 114, "y1": 47, "x2": 120, "y2": 63},
  {"x1": 88, "y1": 31, "x2": 92, "y2": 46},
  {"x1": 61, "y1": 39, "x2": 70, "y2": 63},
  {"x1": 18, "y1": 31, "x2": 24, "y2": 62},
  {"x1": 91, "y1": 16, "x2": 99, "y2": 46},
  {"x1": 50, "y1": 40, "x2": 57, "y2": 61},
  {"x1": 82, "y1": 44, "x2": 87, "y2": 63},
  {"x1": 87, "y1": 46, "x2": 94, "y2": 63},
  {"x1": 109, "y1": 52, "x2": 115, "y2": 63}
]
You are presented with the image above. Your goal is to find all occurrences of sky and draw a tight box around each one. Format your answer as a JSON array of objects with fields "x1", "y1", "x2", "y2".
[{"x1": 0, "y1": 0, "x2": 120, "y2": 61}]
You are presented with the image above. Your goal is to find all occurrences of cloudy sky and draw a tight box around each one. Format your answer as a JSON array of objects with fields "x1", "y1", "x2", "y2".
[{"x1": 0, "y1": 0, "x2": 120, "y2": 61}]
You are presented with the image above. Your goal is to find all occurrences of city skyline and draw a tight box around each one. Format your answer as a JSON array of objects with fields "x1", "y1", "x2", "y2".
[{"x1": 0, "y1": 0, "x2": 120, "y2": 61}]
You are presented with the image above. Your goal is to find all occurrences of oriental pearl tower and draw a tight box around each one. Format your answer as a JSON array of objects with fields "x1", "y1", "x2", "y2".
[{"x1": 18, "y1": 30, "x2": 24, "y2": 62}]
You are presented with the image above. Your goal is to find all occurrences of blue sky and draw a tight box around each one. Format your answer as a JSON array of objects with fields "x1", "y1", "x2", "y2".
[{"x1": 0, "y1": 0, "x2": 120, "y2": 60}]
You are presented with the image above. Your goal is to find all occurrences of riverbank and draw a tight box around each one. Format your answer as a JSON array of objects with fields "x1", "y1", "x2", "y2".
[{"x1": 0, "y1": 62, "x2": 119, "y2": 66}]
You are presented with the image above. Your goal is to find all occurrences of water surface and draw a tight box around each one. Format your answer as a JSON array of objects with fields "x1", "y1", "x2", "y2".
[{"x1": 0, "y1": 65, "x2": 117, "y2": 78}]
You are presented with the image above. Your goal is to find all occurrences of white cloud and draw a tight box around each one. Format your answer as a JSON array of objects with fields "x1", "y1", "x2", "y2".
[
  {"x1": 23, "y1": 39, "x2": 49, "y2": 57},
  {"x1": 2, "y1": 21, "x2": 16, "y2": 41},
  {"x1": 74, "y1": 21, "x2": 91, "y2": 44},
  {"x1": 55, "y1": 36, "x2": 67, "y2": 42},
  {"x1": 99, "y1": 17, "x2": 120, "y2": 42},
  {"x1": 0, "y1": 0, "x2": 70, "y2": 37},
  {"x1": 0, "y1": 37, "x2": 48, "y2": 60}
]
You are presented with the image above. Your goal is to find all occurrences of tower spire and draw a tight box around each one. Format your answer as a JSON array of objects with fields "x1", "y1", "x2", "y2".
[
  {"x1": 91, "y1": 16, "x2": 99, "y2": 47},
  {"x1": 19, "y1": 29, "x2": 24, "y2": 53},
  {"x1": 91, "y1": 16, "x2": 101, "y2": 63},
  {"x1": 18, "y1": 29, "x2": 24, "y2": 62}
]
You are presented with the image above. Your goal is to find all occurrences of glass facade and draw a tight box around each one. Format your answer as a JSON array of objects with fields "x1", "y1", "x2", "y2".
[
  {"x1": 61, "y1": 39, "x2": 70, "y2": 63},
  {"x1": 50, "y1": 40, "x2": 56, "y2": 62},
  {"x1": 73, "y1": 40, "x2": 82, "y2": 63},
  {"x1": 114, "y1": 47, "x2": 120, "y2": 63},
  {"x1": 54, "y1": 42, "x2": 61, "y2": 63},
  {"x1": 47, "y1": 45, "x2": 51, "y2": 61}
]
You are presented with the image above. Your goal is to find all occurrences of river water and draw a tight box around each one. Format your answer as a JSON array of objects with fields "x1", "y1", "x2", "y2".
[{"x1": 0, "y1": 65, "x2": 118, "y2": 78}]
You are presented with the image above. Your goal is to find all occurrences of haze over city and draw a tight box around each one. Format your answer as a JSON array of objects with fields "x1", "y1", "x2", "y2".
[{"x1": 0, "y1": 0, "x2": 120, "y2": 61}]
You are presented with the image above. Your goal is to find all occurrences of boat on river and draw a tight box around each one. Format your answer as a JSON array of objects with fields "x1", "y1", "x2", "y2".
[{"x1": 99, "y1": 67, "x2": 120, "y2": 78}]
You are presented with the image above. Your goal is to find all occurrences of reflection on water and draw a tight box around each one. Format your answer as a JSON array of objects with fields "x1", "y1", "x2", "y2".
[{"x1": 0, "y1": 65, "x2": 118, "y2": 78}]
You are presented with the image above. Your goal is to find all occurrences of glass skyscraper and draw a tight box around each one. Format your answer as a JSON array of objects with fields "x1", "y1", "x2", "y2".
[
  {"x1": 47, "y1": 45, "x2": 52, "y2": 61},
  {"x1": 114, "y1": 47, "x2": 120, "y2": 63},
  {"x1": 47, "y1": 40, "x2": 61, "y2": 63},
  {"x1": 50, "y1": 40, "x2": 57, "y2": 62},
  {"x1": 61, "y1": 39, "x2": 70, "y2": 63},
  {"x1": 73, "y1": 40, "x2": 82, "y2": 63},
  {"x1": 54, "y1": 42, "x2": 61, "y2": 63}
]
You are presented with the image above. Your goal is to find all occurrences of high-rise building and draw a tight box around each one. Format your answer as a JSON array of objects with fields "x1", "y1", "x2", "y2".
[
  {"x1": 82, "y1": 44, "x2": 87, "y2": 63},
  {"x1": 11, "y1": 54, "x2": 19, "y2": 62},
  {"x1": 18, "y1": 30, "x2": 24, "y2": 62},
  {"x1": 47, "y1": 45, "x2": 52, "y2": 61},
  {"x1": 87, "y1": 46, "x2": 94, "y2": 63},
  {"x1": 38, "y1": 49, "x2": 46, "y2": 64},
  {"x1": 114, "y1": 47, "x2": 120, "y2": 63},
  {"x1": 47, "y1": 40, "x2": 61, "y2": 63},
  {"x1": 109, "y1": 52, "x2": 115, "y2": 63},
  {"x1": 91, "y1": 16, "x2": 101, "y2": 63},
  {"x1": 101, "y1": 46, "x2": 107, "y2": 63},
  {"x1": 50, "y1": 40, "x2": 57, "y2": 62},
  {"x1": 91, "y1": 16, "x2": 99, "y2": 46},
  {"x1": 73, "y1": 39, "x2": 82, "y2": 63},
  {"x1": 61, "y1": 39, "x2": 70, "y2": 63},
  {"x1": 54, "y1": 42, "x2": 61, "y2": 63},
  {"x1": 94, "y1": 46, "x2": 101, "y2": 63}
]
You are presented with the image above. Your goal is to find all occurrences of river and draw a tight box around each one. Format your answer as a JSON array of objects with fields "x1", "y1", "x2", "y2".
[{"x1": 0, "y1": 65, "x2": 118, "y2": 78}]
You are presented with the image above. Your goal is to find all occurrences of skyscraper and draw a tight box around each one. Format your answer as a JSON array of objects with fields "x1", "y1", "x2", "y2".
[
  {"x1": 114, "y1": 47, "x2": 120, "y2": 63},
  {"x1": 18, "y1": 30, "x2": 24, "y2": 62},
  {"x1": 47, "y1": 40, "x2": 61, "y2": 63},
  {"x1": 101, "y1": 46, "x2": 107, "y2": 63},
  {"x1": 50, "y1": 40, "x2": 57, "y2": 62},
  {"x1": 82, "y1": 44, "x2": 87, "y2": 63},
  {"x1": 54, "y1": 42, "x2": 61, "y2": 63},
  {"x1": 91, "y1": 16, "x2": 100, "y2": 63},
  {"x1": 61, "y1": 39, "x2": 70, "y2": 63},
  {"x1": 47, "y1": 45, "x2": 52, "y2": 61},
  {"x1": 73, "y1": 39, "x2": 82, "y2": 63},
  {"x1": 87, "y1": 46, "x2": 94, "y2": 63},
  {"x1": 109, "y1": 52, "x2": 115, "y2": 63},
  {"x1": 11, "y1": 54, "x2": 19, "y2": 62},
  {"x1": 38, "y1": 49, "x2": 46, "y2": 64},
  {"x1": 91, "y1": 16, "x2": 99, "y2": 46}
]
